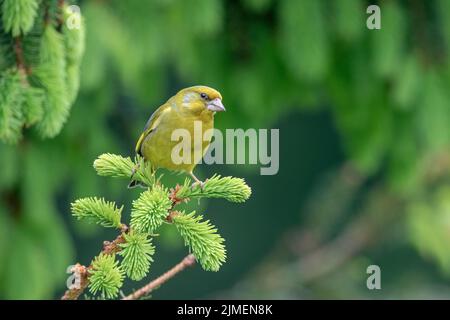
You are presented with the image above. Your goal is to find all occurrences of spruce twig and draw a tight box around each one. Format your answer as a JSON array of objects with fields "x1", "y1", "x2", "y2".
[
  {"x1": 177, "y1": 175, "x2": 252, "y2": 203},
  {"x1": 61, "y1": 228, "x2": 128, "y2": 300},
  {"x1": 71, "y1": 197, "x2": 124, "y2": 229},
  {"x1": 63, "y1": 153, "x2": 251, "y2": 299},
  {"x1": 0, "y1": 0, "x2": 85, "y2": 143},
  {"x1": 122, "y1": 254, "x2": 196, "y2": 300},
  {"x1": 56, "y1": 0, "x2": 66, "y2": 32}
]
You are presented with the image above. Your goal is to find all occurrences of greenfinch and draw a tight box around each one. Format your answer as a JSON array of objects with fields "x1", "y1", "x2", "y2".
[{"x1": 129, "y1": 86, "x2": 226, "y2": 188}]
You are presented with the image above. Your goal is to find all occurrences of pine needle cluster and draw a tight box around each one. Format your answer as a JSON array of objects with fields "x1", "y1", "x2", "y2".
[
  {"x1": 70, "y1": 153, "x2": 251, "y2": 299},
  {"x1": 0, "y1": 0, "x2": 85, "y2": 143}
]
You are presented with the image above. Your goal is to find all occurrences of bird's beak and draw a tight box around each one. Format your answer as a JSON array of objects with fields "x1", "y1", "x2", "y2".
[{"x1": 207, "y1": 98, "x2": 226, "y2": 112}]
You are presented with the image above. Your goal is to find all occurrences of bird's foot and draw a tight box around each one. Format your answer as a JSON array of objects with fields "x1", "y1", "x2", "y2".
[
  {"x1": 190, "y1": 172, "x2": 206, "y2": 190},
  {"x1": 191, "y1": 180, "x2": 205, "y2": 190},
  {"x1": 191, "y1": 178, "x2": 210, "y2": 191}
]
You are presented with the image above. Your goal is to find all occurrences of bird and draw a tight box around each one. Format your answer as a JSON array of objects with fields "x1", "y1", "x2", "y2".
[{"x1": 129, "y1": 85, "x2": 226, "y2": 188}]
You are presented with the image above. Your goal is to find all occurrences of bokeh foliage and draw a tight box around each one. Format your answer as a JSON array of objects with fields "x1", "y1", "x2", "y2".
[
  {"x1": 67, "y1": 153, "x2": 250, "y2": 299},
  {"x1": 0, "y1": 0, "x2": 85, "y2": 142},
  {"x1": 1, "y1": 0, "x2": 450, "y2": 299}
]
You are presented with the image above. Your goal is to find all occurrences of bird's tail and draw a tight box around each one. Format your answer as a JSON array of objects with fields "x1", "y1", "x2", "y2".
[
  {"x1": 127, "y1": 164, "x2": 144, "y2": 189},
  {"x1": 127, "y1": 162, "x2": 156, "y2": 189},
  {"x1": 127, "y1": 179, "x2": 140, "y2": 189},
  {"x1": 128, "y1": 176, "x2": 149, "y2": 189}
]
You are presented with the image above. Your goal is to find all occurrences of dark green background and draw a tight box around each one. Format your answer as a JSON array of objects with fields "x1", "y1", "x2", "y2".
[{"x1": 2, "y1": 0, "x2": 450, "y2": 299}]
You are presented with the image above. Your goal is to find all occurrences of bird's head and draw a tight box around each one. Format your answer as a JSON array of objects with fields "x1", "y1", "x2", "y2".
[{"x1": 173, "y1": 85, "x2": 226, "y2": 115}]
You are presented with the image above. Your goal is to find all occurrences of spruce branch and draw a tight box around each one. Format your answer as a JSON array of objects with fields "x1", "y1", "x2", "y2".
[
  {"x1": 61, "y1": 230, "x2": 127, "y2": 300},
  {"x1": 62, "y1": 229, "x2": 193, "y2": 301},
  {"x1": 122, "y1": 254, "x2": 196, "y2": 300},
  {"x1": 130, "y1": 185, "x2": 172, "y2": 234},
  {"x1": 0, "y1": 67, "x2": 44, "y2": 142},
  {"x1": 71, "y1": 197, "x2": 123, "y2": 229},
  {"x1": 102, "y1": 230, "x2": 128, "y2": 255},
  {"x1": 88, "y1": 253, "x2": 125, "y2": 299},
  {"x1": 172, "y1": 211, "x2": 226, "y2": 272},
  {"x1": 56, "y1": 0, "x2": 65, "y2": 32},
  {"x1": 0, "y1": 0, "x2": 85, "y2": 143},
  {"x1": 62, "y1": 1, "x2": 85, "y2": 103},
  {"x1": 119, "y1": 232, "x2": 155, "y2": 281},
  {"x1": 1, "y1": 0, "x2": 39, "y2": 37},
  {"x1": 64, "y1": 153, "x2": 251, "y2": 299},
  {"x1": 63, "y1": 263, "x2": 89, "y2": 300},
  {"x1": 177, "y1": 174, "x2": 252, "y2": 203},
  {"x1": 34, "y1": 24, "x2": 70, "y2": 138},
  {"x1": 0, "y1": 68, "x2": 24, "y2": 143},
  {"x1": 22, "y1": 85, "x2": 44, "y2": 126},
  {"x1": 94, "y1": 153, "x2": 136, "y2": 178},
  {"x1": 93, "y1": 153, "x2": 154, "y2": 187}
]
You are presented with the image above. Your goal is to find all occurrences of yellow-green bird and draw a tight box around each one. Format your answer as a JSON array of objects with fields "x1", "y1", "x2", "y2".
[{"x1": 129, "y1": 86, "x2": 226, "y2": 188}]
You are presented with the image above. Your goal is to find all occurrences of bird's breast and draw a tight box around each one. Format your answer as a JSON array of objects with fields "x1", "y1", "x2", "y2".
[{"x1": 141, "y1": 111, "x2": 214, "y2": 172}]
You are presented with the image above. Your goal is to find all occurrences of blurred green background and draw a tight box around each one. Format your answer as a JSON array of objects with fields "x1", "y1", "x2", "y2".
[{"x1": 2, "y1": 0, "x2": 450, "y2": 299}]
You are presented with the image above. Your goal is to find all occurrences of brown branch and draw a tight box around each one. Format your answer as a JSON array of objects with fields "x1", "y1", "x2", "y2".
[
  {"x1": 166, "y1": 210, "x2": 181, "y2": 223},
  {"x1": 223, "y1": 184, "x2": 404, "y2": 299},
  {"x1": 43, "y1": 1, "x2": 51, "y2": 26},
  {"x1": 169, "y1": 184, "x2": 189, "y2": 207},
  {"x1": 61, "y1": 185, "x2": 188, "y2": 300},
  {"x1": 13, "y1": 37, "x2": 30, "y2": 77},
  {"x1": 61, "y1": 264, "x2": 89, "y2": 300},
  {"x1": 56, "y1": 0, "x2": 65, "y2": 32},
  {"x1": 283, "y1": 187, "x2": 402, "y2": 282},
  {"x1": 61, "y1": 226, "x2": 128, "y2": 300},
  {"x1": 122, "y1": 254, "x2": 196, "y2": 300}
]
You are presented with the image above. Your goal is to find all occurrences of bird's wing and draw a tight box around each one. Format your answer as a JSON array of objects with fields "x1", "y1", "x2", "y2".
[{"x1": 135, "y1": 103, "x2": 170, "y2": 155}]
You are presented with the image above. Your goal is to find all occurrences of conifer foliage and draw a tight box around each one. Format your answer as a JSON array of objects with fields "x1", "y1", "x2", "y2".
[
  {"x1": 67, "y1": 153, "x2": 251, "y2": 299},
  {"x1": 0, "y1": 0, "x2": 85, "y2": 143}
]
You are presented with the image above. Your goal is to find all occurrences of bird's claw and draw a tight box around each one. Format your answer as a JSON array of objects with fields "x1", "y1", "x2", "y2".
[
  {"x1": 191, "y1": 180, "x2": 205, "y2": 190},
  {"x1": 191, "y1": 178, "x2": 209, "y2": 191}
]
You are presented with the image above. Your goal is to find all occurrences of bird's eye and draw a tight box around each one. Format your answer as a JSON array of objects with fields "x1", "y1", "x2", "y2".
[{"x1": 200, "y1": 93, "x2": 208, "y2": 100}]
